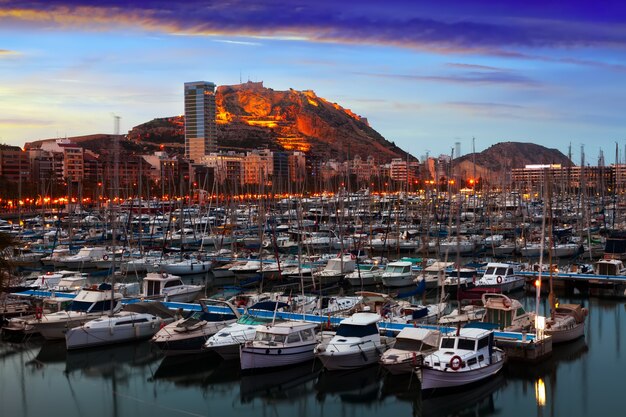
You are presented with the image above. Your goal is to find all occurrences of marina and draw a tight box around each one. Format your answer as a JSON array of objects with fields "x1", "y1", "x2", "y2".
[{"x1": 0, "y1": 294, "x2": 619, "y2": 417}]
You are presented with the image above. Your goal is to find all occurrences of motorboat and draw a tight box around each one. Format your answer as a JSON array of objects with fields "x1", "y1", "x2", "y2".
[
  {"x1": 60, "y1": 246, "x2": 110, "y2": 269},
  {"x1": 159, "y1": 257, "x2": 213, "y2": 276},
  {"x1": 141, "y1": 272, "x2": 204, "y2": 302},
  {"x1": 315, "y1": 312, "x2": 392, "y2": 371},
  {"x1": 380, "y1": 327, "x2": 440, "y2": 375},
  {"x1": 345, "y1": 263, "x2": 384, "y2": 286},
  {"x1": 152, "y1": 299, "x2": 240, "y2": 355},
  {"x1": 50, "y1": 275, "x2": 89, "y2": 293},
  {"x1": 310, "y1": 254, "x2": 356, "y2": 286},
  {"x1": 204, "y1": 302, "x2": 288, "y2": 360},
  {"x1": 381, "y1": 261, "x2": 414, "y2": 287},
  {"x1": 420, "y1": 327, "x2": 505, "y2": 390},
  {"x1": 2, "y1": 296, "x2": 73, "y2": 340},
  {"x1": 415, "y1": 261, "x2": 455, "y2": 289},
  {"x1": 29, "y1": 284, "x2": 123, "y2": 340},
  {"x1": 474, "y1": 262, "x2": 524, "y2": 293},
  {"x1": 65, "y1": 302, "x2": 177, "y2": 350},
  {"x1": 240, "y1": 320, "x2": 319, "y2": 371}
]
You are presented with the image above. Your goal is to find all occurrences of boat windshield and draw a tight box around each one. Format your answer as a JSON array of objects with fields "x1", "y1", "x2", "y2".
[
  {"x1": 393, "y1": 338, "x2": 427, "y2": 351},
  {"x1": 254, "y1": 332, "x2": 286, "y2": 343},
  {"x1": 336, "y1": 323, "x2": 378, "y2": 338},
  {"x1": 68, "y1": 300, "x2": 115, "y2": 312}
]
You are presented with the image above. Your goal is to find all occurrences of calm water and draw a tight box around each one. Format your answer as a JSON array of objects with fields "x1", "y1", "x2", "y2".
[{"x1": 1, "y1": 294, "x2": 623, "y2": 417}]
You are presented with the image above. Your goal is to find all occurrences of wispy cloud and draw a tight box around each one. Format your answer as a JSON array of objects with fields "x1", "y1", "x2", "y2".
[
  {"x1": 0, "y1": 117, "x2": 54, "y2": 127},
  {"x1": 212, "y1": 39, "x2": 262, "y2": 46},
  {"x1": 355, "y1": 70, "x2": 540, "y2": 87}
]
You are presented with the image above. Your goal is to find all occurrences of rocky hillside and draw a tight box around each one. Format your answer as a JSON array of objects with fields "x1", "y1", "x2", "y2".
[
  {"x1": 454, "y1": 142, "x2": 573, "y2": 179},
  {"x1": 127, "y1": 81, "x2": 409, "y2": 161}
]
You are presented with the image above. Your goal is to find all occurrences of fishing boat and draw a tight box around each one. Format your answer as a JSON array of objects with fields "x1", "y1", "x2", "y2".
[
  {"x1": 315, "y1": 312, "x2": 391, "y2": 371},
  {"x1": 240, "y1": 320, "x2": 319, "y2": 371},
  {"x1": 420, "y1": 327, "x2": 506, "y2": 390},
  {"x1": 310, "y1": 254, "x2": 356, "y2": 286},
  {"x1": 481, "y1": 293, "x2": 535, "y2": 332},
  {"x1": 380, "y1": 327, "x2": 440, "y2": 375},
  {"x1": 545, "y1": 303, "x2": 588, "y2": 343},
  {"x1": 345, "y1": 263, "x2": 384, "y2": 286}
]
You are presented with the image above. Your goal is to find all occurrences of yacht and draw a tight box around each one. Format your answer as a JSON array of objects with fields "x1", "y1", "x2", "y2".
[
  {"x1": 315, "y1": 312, "x2": 391, "y2": 371},
  {"x1": 345, "y1": 263, "x2": 384, "y2": 286},
  {"x1": 381, "y1": 261, "x2": 414, "y2": 287},
  {"x1": 474, "y1": 262, "x2": 524, "y2": 293},
  {"x1": 29, "y1": 284, "x2": 123, "y2": 340}
]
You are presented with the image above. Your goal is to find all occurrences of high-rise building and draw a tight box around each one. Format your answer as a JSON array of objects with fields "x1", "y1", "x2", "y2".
[{"x1": 184, "y1": 81, "x2": 217, "y2": 162}]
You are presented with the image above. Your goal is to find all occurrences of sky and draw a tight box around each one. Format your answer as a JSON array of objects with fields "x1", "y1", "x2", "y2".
[{"x1": 1, "y1": 0, "x2": 626, "y2": 164}]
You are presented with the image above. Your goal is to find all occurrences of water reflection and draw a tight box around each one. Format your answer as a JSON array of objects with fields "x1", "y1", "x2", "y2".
[
  {"x1": 315, "y1": 365, "x2": 382, "y2": 404},
  {"x1": 240, "y1": 360, "x2": 321, "y2": 403}
]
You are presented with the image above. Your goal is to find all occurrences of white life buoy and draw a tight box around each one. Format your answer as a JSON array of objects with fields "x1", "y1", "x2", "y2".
[{"x1": 496, "y1": 275, "x2": 503, "y2": 284}]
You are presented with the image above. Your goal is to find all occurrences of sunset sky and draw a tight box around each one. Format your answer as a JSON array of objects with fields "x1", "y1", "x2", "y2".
[{"x1": 2, "y1": 1, "x2": 626, "y2": 163}]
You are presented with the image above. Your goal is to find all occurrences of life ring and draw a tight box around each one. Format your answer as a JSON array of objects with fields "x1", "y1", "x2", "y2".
[
  {"x1": 449, "y1": 355, "x2": 463, "y2": 371},
  {"x1": 350, "y1": 253, "x2": 356, "y2": 260},
  {"x1": 34, "y1": 306, "x2": 43, "y2": 320},
  {"x1": 237, "y1": 299, "x2": 247, "y2": 307},
  {"x1": 103, "y1": 254, "x2": 109, "y2": 261},
  {"x1": 503, "y1": 298, "x2": 512, "y2": 308},
  {"x1": 161, "y1": 272, "x2": 168, "y2": 278},
  {"x1": 496, "y1": 275, "x2": 503, "y2": 284}
]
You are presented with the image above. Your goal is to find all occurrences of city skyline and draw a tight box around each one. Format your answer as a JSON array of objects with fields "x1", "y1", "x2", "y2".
[{"x1": 2, "y1": 1, "x2": 626, "y2": 164}]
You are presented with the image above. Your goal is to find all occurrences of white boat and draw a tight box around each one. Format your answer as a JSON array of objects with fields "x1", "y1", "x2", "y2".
[
  {"x1": 141, "y1": 272, "x2": 204, "y2": 302},
  {"x1": 381, "y1": 261, "x2": 414, "y2": 287},
  {"x1": 442, "y1": 267, "x2": 478, "y2": 294},
  {"x1": 204, "y1": 305, "x2": 285, "y2": 360},
  {"x1": 310, "y1": 254, "x2": 356, "y2": 285},
  {"x1": 50, "y1": 275, "x2": 89, "y2": 293},
  {"x1": 315, "y1": 312, "x2": 391, "y2": 371},
  {"x1": 65, "y1": 302, "x2": 177, "y2": 350},
  {"x1": 152, "y1": 299, "x2": 240, "y2": 355},
  {"x1": 546, "y1": 303, "x2": 588, "y2": 343},
  {"x1": 159, "y1": 257, "x2": 213, "y2": 276},
  {"x1": 28, "y1": 270, "x2": 79, "y2": 290},
  {"x1": 380, "y1": 327, "x2": 440, "y2": 375},
  {"x1": 474, "y1": 262, "x2": 525, "y2": 293},
  {"x1": 229, "y1": 260, "x2": 262, "y2": 279},
  {"x1": 2, "y1": 296, "x2": 73, "y2": 340},
  {"x1": 345, "y1": 263, "x2": 384, "y2": 286},
  {"x1": 29, "y1": 285, "x2": 123, "y2": 340},
  {"x1": 240, "y1": 320, "x2": 319, "y2": 371},
  {"x1": 57, "y1": 246, "x2": 110, "y2": 269},
  {"x1": 420, "y1": 327, "x2": 506, "y2": 390}
]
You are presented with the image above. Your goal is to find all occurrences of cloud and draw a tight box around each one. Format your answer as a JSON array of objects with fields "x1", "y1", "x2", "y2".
[
  {"x1": 0, "y1": 117, "x2": 54, "y2": 127},
  {"x1": 355, "y1": 69, "x2": 540, "y2": 87},
  {"x1": 2, "y1": 1, "x2": 626, "y2": 55},
  {"x1": 0, "y1": 49, "x2": 18, "y2": 56}
]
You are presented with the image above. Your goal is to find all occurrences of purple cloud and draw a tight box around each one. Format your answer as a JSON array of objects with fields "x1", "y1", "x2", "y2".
[{"x1": 3, "y1": 1, "x2": 626, "y2": 52}]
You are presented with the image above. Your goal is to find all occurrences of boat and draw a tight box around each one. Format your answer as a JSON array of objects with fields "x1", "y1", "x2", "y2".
[
  {"x1": 151, "y1": 299, "x2": 240, "y2": 355},
  {"x1": 203, "y1": 301, "x2": 288, "y2": 360},
  {"x1": 310, "y1": 254, "x2": 356, "y2": 286},
  {"x1": 416, "y1": 261, "x2": 455, "y2": 289},
  {"x1": 379, "y1": 327, "x2": 440, "y2": 375},
  {"x1": 344, "y1": 263, "x2": 384, "y2": 286},
  {"x1": 1, "y1": 296, "x2": 72, "y2": 340},
  {"x1": 545, "y1": 303, "x2": 588, "y2": 343},
  {"x1": 65, "y1": 302, "x2": 177, "y2": 350},
  {"x1": 50, "y1": 275, "x2": 89, "y2": 293},
  {"x1": 141, "y1": 272, "x2": 204, "y2": 302},
  {"x1": 315, "y1": 312, "x2": 391, "y2": 371},
  {"x1": 474, "y1": 262, "x2": 525, "y2": 293},
  {"x1": 381, "y1": 260, "x2": 415, "y2": 287},
  {"x1": 159, "y1": 257, "x2": 213, "y2": 276},
  {"x1": 481, "y1": 293, "x2": 535, "y2": 332},
  {"x1": 420, "y1": 327, "x2": 506, "y2": 390},
  {"x1": 239, "y1": 320, "x2": 319, "y2": 371},
  {"x1": 60, "y1": 246, "x2": 110, "y2": 269},
  {"x1": 29, "y1": 284, "x2": 123, "y2": 340}
]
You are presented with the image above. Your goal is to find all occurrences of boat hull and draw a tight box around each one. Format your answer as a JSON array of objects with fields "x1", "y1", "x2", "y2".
[
  {"x1": 546, "y1": 321, "x2": 585, "y2": 344},
  {"x1": 420, "y1": 358, "x2": 504, "y2": 390},
  {"x1": 65, "y1": 318, "x2": 161, "y2": 350},
  {"x1": 317, "y1": 347, "x2": 381, "y2": 371},
  {"x1": 240, "y1": 341, "x2": 316, "y2": 370}
]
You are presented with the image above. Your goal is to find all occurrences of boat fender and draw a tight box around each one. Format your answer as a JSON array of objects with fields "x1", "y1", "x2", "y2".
[
  {"x1": 278, "y1": 349, "x2": 282, "y2": 355},
  {"x1": 503, "y1": 298, "x2": 512, "y2": 308},
  {"x1": 103, "y1": 254, "x2": 109, "y2": 261},
  {"x1": 449, "y1": 355, "x2": 463, "y2": 371},
  {"x1": 34, "y1": 306, "x2": 43, "y2": 320},
  {"x1": 496, "y1": 275, "x2": 503, "y2": 284},
  {"x1": 265, "y1": 349, "x2": 270, "y2": 355},
  {"x1": 162, "y1": 272, "x2": 168, "y2": 278}
]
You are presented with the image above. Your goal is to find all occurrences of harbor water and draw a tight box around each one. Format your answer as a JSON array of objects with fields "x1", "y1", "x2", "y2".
[{"x1": 0, "y1": 293, "x2": 622, "y2": 417}]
